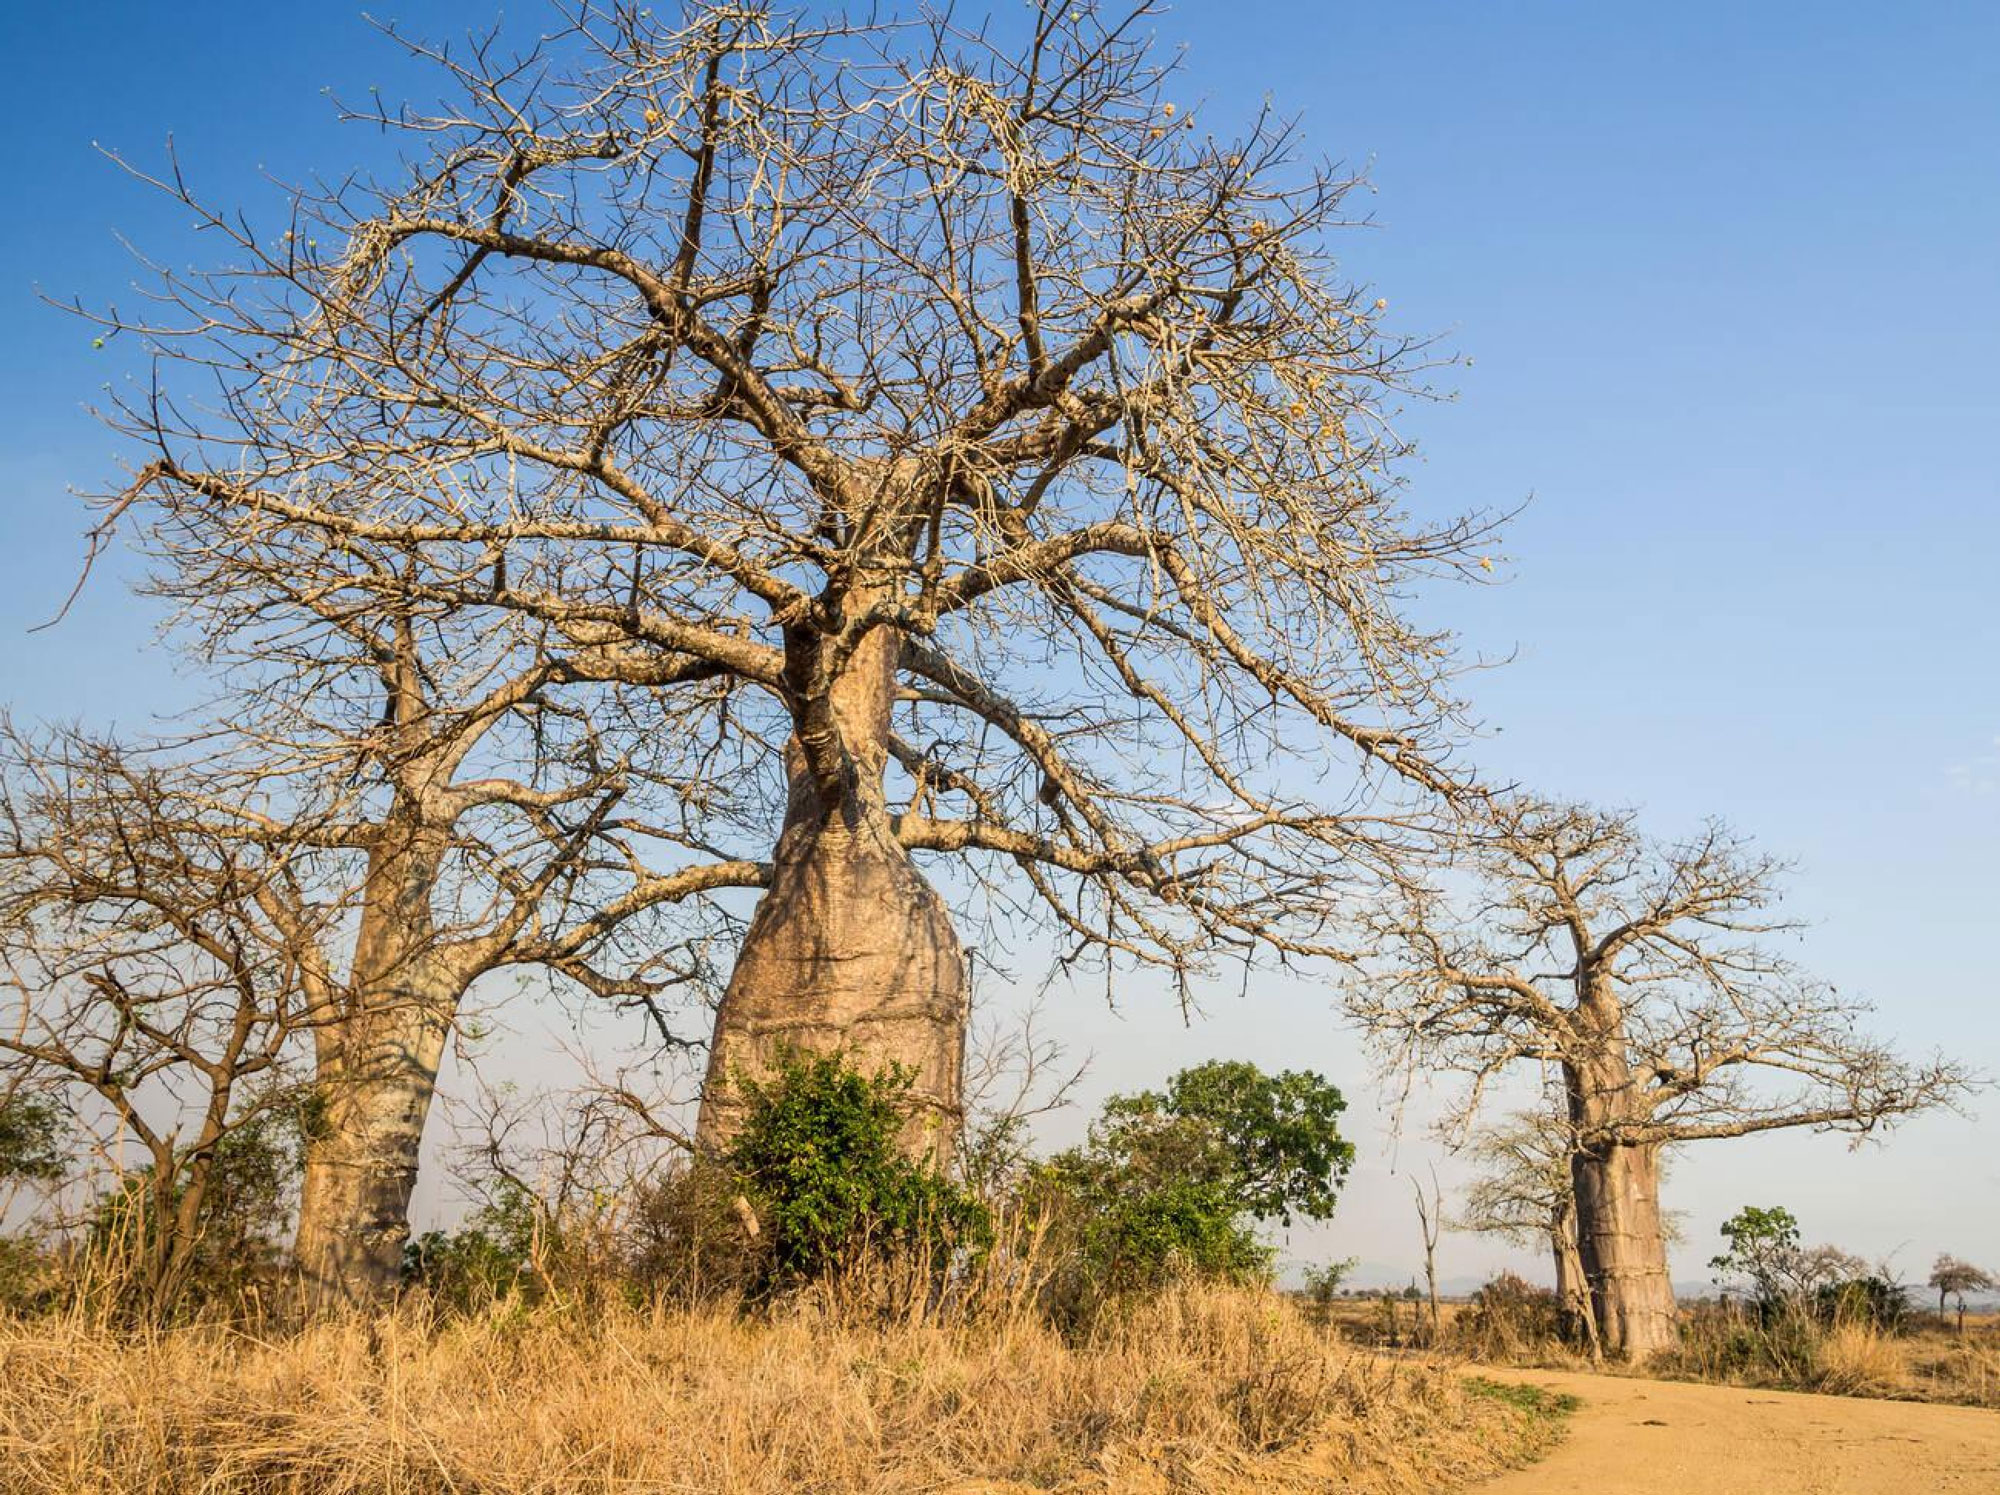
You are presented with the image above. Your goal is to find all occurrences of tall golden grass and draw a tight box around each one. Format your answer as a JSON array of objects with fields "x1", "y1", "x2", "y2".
[{"x1": 0, "y1": 1285, "x2": 1557, "y2": 1494}]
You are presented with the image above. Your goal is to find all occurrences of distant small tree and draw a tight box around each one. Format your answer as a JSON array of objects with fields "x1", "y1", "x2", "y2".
[
  {"x1": 1301, "y1": 1257, "x2": 1359, "y2": 1327},
  {"x1": 1928, "y1": 1255, "x2": 1996, "y2": 1334},
  {"x1": 1710, "y1": 1205, "x2": 1805, "y2": 1309},
  {"x1": 1411, "y1": 1169, "x2": 1443, "y2": 1346}
]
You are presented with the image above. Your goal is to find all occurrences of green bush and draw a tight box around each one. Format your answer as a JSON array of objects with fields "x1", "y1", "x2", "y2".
[
  {"x1": 86, "y1": 1103, "x2": 304, "y2": 1313},
  {"x1": 724, "y1": 1051, "x2": 989, "y2": 1292},
  {"x1": 0, "y1": 1096, "x2": 66, "y2": 1186},
  {"x1": 1815, "y1": 1274, "x2": 1910, "y2": 1331},
  {"x1": 402, "y1": 1180, "x2": 540, "y2": 1311}
]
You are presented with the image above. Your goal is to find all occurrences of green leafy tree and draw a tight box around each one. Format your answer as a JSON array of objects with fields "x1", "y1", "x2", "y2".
[
  {"x1": 1130, "y1": 1061, "x2": 1356, "y2": 1225},
  {"x1": 0, "y1": 1096, "x2": 65, "y2": 1186},
  {"x1": 1037, "y1": 1062, "x2": 1354, "y2": 1300},
  {"x1": 1709, "y1": 1205, "x2": 1802, "y2": 1307}
]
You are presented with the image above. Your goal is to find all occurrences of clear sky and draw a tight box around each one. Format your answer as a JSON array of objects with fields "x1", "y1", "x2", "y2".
[{"x1": 2, "y1": 1, "x2": 1995, "y2": 1291}]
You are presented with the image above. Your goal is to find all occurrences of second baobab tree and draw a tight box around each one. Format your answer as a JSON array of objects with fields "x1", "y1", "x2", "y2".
[{"x1": 1347, "y1": 796, "x2": 1968, "y2": 1359}]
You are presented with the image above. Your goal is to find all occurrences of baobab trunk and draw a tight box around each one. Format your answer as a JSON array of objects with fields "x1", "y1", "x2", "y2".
[
  {"x1": 697, "y1": 611, "x2": 968, "y2": 1158},
  {"x1": 294, "y1": 833, "x2": 457, "y2": 1311},
  {"x1": 1572, "y1": 1135, "x2": 1677, "y2": 1360}
]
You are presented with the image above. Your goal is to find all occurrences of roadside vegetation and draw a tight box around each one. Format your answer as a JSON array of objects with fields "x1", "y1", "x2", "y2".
[{"x1": 1310, "y1": 1204, "x2": 2000, "y2": 1411}]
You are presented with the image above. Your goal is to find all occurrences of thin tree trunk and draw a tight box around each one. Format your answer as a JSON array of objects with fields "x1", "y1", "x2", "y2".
[
  {"x1": 1551, "y1": 1203, "x2": 1603, "y2": 1360},
  {"x1": 294, "y1": 830, "x2": 456, "y2": 1312},
  {"x1": 697, "y1": 612, "x2": 968, "y2": 1158},
  {"x1": 294, "y1": 989, "x2": 454, "y2": 1310},
  {"x1": 1572, "y1": 1135, "x2": 1677, "y2": 1360}
]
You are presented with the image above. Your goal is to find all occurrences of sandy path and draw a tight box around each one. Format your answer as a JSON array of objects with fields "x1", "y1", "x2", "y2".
[{"x1": 1474, "y1": 1367, "x2": 2000, "y2": 1494}]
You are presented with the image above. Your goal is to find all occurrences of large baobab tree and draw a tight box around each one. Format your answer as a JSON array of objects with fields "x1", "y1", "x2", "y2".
[
  {"x1": 1348, "y1": 797, "x2": 1969, "y2": 1359},
  {"x1": 96, "y1": 0, "x2": 1495, "y2": 1154}
]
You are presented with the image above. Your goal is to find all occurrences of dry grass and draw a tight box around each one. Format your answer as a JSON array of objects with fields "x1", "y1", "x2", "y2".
[
  {"x1": 1898, "y1": 1321, "x2": 2000, "y2": 1408},
  {"x1": 1812, "y1": 1318, "x2": 1909, "y2": 1398},
  {"x1": 1309, "y1": 1284, "x2": 2000, "y2": 1411},
  {"x1": 1655, "y1": 1307, "x2": 2000, "y2": 1409},
  {"x1": 0, "y1": 1286, "x2": 1558, "y2": 1494}
]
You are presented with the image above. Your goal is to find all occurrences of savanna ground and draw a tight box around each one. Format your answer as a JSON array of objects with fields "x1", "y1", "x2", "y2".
[
  {"x1": 0, "y1": 1288, "x2": 1565, "y2": 1495},
  {"x1": 1473, "y1": 1365, "x2": 2000, "y2": 1495},
  {"x1": 1316, "y1": 1294, "x2": 2000, "y2": 1493}
]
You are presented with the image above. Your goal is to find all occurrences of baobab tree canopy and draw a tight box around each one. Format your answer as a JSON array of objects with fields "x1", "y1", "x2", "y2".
[
  {"x1": 1349, "y1": 797, "x2": 1966, "y2": 1146},
  {"x1": 97, "y1": 0, "x2": 1494, "y2": 1146}
]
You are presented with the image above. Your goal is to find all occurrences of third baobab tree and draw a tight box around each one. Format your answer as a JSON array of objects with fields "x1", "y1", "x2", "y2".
[
  {"x1": 1346, "y1": 796, "x2": 1968, "y2": 1359},
  {"x1": 107, "y1": 1, "x2": 1498, "y2": 1153}
]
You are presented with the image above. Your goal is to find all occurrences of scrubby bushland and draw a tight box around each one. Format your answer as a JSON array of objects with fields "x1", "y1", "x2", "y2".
[
  {"x1": 0, "y1": 1055, "x2": 1558, "y2": 1493},
  {"x1": 1454, "y1": 1272, "x2": 1568, "y2": 1362},
  {"x1": 392, "y1": 1056, "x2": 1352, "y2": 1335},
  {"x1": 1427, "y1": 1205, "x2": 2000, "y2": 1411}
]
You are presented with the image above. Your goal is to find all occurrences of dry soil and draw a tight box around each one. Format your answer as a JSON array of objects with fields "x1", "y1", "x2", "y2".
[{"x1": 1475, "y1": 1366, "x2": 2000, "y2": 1494}]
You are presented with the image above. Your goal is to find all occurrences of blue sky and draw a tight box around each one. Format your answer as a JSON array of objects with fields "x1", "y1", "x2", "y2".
[{"x1": 2, "y1": 1, "x2": 1995, "y2": 1288}]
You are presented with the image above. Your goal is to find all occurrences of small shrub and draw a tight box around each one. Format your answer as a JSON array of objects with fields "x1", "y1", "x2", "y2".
[
  {"x1": 1300, "y1": 1257, "x2": 1358, "y2": 1329},
  {"x1": 621, "y1": 1158, "x2": 772, "y2": 1306},
  {"x1": 84, "y1": 1103, "x2": 304, "y2": 1316},
  {"x1": 1817, "y1": 1274, "x2": 1911, "y2": 1332},
  {"x1": 1457, "y1": 1271, "x2": 1565, "y2": 1359},
  {"x1": 402, "y1": 1180, "x2": 539, "y2": 1311},
  {"x1": 724, "y1": 1051, "x2": 989, "y2": 1295}
]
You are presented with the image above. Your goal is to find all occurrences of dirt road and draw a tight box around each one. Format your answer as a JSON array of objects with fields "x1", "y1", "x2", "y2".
[{"x1": 1475, "y1": 1368, "x2": 2000, "y2": 1494}]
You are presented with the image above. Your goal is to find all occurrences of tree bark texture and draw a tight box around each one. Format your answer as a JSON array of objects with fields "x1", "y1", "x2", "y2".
[
  {"x1": 294, "y1": 833, "x2": 457, "y2": 1312},
  {"x1": 697, "y1": 614, "x2": 968, "y2": 1159},
  {"x1": 1550, "y1": 1202, "x2": 1603, "y2": 1360},
  {"x1": 1572, "y1": 1131, "x2": 1677, "y2": 1360}
]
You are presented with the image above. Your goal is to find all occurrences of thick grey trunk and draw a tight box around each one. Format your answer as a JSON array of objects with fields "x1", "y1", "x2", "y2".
[
  {"x1": 697, "y1": 613, "x2": 968, "y2": 1158},
  {"x1": 1572, "y1": 1134, "x2": 1676, "y2": 1360}
]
